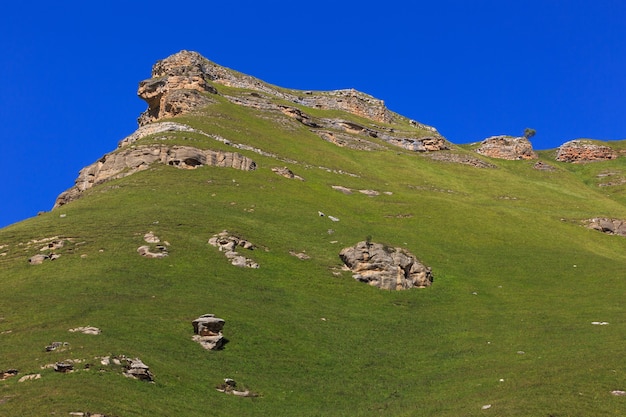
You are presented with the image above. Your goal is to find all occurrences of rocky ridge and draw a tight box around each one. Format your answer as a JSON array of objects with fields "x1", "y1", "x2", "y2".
[{"x1": 54, "y1": 50, "x2": 625, "y2": 211}]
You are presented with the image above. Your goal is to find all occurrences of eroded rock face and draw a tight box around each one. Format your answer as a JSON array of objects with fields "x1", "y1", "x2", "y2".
[
  {"x1": 54, "y1": 145, "x2": 256, "y2": 208},
  {"x1": 556, "y1": 140, "x2": 618, "y2": 163},
  {"x1": 339, "y1": 241, "x2": 433, "y2": 290},
  {"x1": 475, "y1": 136, "x2": 537, "y2": 160},
  {"x1": 137, "y1": 51, "x2": 218, "y2": 125}
]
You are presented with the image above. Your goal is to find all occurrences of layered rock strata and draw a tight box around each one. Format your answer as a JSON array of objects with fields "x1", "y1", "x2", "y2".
[{"x1": 55, "y1": 146, "x2": 256, "y2": 208}]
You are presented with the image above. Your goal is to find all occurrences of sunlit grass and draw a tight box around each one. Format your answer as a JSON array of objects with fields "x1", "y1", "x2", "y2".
[{"x1": 2, "y1": 94, "x2": 626, "y2": 416}]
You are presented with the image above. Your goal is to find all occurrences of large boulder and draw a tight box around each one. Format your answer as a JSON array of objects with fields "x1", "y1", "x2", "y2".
[
  {"x1": 475, "y1": 136, "x2": 537, "y2": 160},
  {"x1": 339, "y1": 241, "x2": 433, "y2": 290},
  {"x1": 556, "y1": 140, "x2": 617, "y2": 163}
]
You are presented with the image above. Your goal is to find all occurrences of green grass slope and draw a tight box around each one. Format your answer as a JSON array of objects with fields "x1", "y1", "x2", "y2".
[{"x1": 2, "y1": 86, "x2": 626, "y2": 416}]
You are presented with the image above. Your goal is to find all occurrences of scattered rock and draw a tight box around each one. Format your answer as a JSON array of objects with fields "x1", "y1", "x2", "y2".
[
  {"x1": 271, "y1": 166, "x2": 304, "y2": 180},
  {"x1": 533, "y1": 161, "x2": 556, "y2": 171},
  {"x1": 359, "y1": 189, "x2": 380, "y2": 196},
  {"x1": 123, "y1": 358, "x2": 154, "y2": 382},
  {"x1": 424, "y1": 152, "x2": 497, "y2": 168},
  {"x1": 481, "y1": 404, "x2": 492, "y2": 410},
  {"x1": 1, "y1": 369, "x2": 18, "y2": 380},
  {"x1": 54, "y1": 362, "x2": 74, "y2": 373},
  {"x1": 41, "y1": 239, "x2": 64, "y2": 251},
  {"x1": 475, "y1": 135, "x2": 537, "y2": 160},
  {"x1": 28, "y1": 254, "x2": 49, "y2": 265},
  {"x1": 216, "y1": 378, "x2": 259, "y2": 397},
  {"x1": 143, "y1": 231, "x2": 160, "y2": 243},
  {"x1": 18, "y1": 374, "x2": 41, "y2": 382},
  {"x1": 332, "y1": 185, "x2": 353, "y2": 194},
  {"x1": 339, "y1": 241, "x2": 433, "y2": 290},
  {"x1": 192, "y1": 314, "x2": 225, "y2": 350},
  {"x1": 585, "y1": 218, "x2": 626, "y2": 236},
  {"x1": 591, "y1": 321, "x2": 609, "y2": 325},
  {"x1": 69, "y1": 326, "x2": 101, "y2": 335},
  {"x1": 137, "y1": 245, "x2": 168, "y2": 259},
  {"x1": 45, "y1": 341, "x2": 69, "y2": 352},
  {"x1": 556, "y1": 140, "x2": 618, "y2": 163},
  {"x1": 289, "y1": 250, "x2": 310, "y2": 260},
  {"x1": 611, "y1": 390, "x2": 626, "y2": 396},
  {"x1": 208, "y1": 231, "x2": 259, "y2": 268},
  {"x1": 137, "y1": 232, "x2": 169, "y2": 258}
]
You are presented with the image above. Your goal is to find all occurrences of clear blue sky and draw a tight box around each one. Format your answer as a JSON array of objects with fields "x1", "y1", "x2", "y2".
[{"x1": 1, "y1": 0, "x2": 625, "y2": 228}]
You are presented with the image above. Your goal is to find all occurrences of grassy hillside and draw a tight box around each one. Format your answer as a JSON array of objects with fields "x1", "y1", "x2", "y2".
[{"x1": 2, "y1": 82, "x2": 626, "y2": 416}]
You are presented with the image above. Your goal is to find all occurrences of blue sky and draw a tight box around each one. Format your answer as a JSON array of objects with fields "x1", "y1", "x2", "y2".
[{"x1": 1, "y1": 1, "x2": 625, "y2": 228}]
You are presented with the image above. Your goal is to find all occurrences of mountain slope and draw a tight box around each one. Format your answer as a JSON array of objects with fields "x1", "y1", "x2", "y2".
[{"x1": 2, "y1": 51, "x2": 626, "y2": 416}]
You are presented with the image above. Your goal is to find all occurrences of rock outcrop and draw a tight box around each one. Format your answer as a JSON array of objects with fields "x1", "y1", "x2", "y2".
[
  {"x1": 137, "y1": 50, "x2": 398, "y2": 125},
  {"x1": 192, "y1": 314, "x2": 225, "y2": 350},
  {"x1": 137, "y1": 51, "x2": 218, "y2": 126},
  {"x1": 54, "y1": 145, "x2": 256, "y2": 208},
  {"x1": 137, "y1": 50, "x2": 447, "y2": 134},
  {"x1": 117, "y1": 121, "x2": 197, "y2": 148},
  {"x1": 339, "y1": 241, "x2": 433, "y2": 290},
  {"x1": 272, "y1": 166, "x2": 304, "y2": 180},
  {"x1": 123, "y1": 358, "x2": 154, "y2": 382},
  {"x1": 556, "y1": 140, "x2": 618, "y2": 163},
  {"x1": 137, "y1": 231, "x2": 169, "y2": 259},
  {"x1": 208, "y1": 231, "x2": 259, "y2": 268},
  {"x1": 216, "y1": 378, "x2": 259, "y2": 397},
  {"x1": 585, "y1": 218, "x2": 626, "y2": 236},
  {"x1": 475, "y1": 136, "x2": 537, "y2": 160}
]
